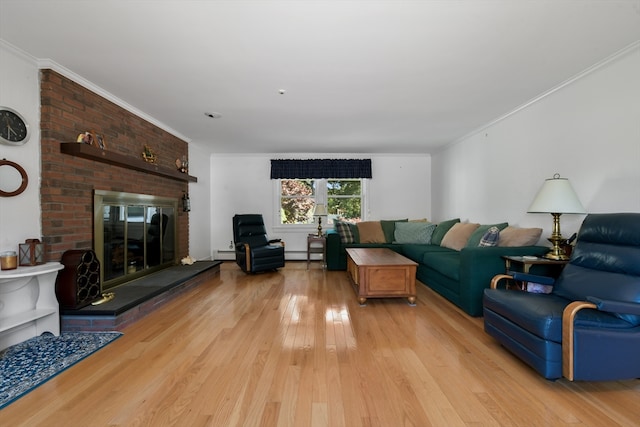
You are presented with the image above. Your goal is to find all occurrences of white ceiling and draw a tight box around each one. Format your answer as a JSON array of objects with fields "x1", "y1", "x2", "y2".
[{"x1": 1, "y1": 1, "x2": 639, "y2": 154}]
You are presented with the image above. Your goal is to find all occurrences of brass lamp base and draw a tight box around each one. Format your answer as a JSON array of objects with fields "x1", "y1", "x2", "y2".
[
  {"x1": 317, "y1": 217, "x2": 323, "y2": 236},
  {"x1": 543, "y1": 243, "x2": 569, "y2": 260},
  {"x1": 543, "y1": 212, "x2": 570, "y2": 260}
]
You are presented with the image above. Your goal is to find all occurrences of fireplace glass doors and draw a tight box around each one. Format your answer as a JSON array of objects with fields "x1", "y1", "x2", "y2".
[{"x1": 94, "y1": 190, "x2": 178, "y2": 291}]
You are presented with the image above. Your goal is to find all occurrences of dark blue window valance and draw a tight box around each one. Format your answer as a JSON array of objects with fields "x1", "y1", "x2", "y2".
[{"x1": 270, "y1": 159, "x2": 372, "y2": 179}]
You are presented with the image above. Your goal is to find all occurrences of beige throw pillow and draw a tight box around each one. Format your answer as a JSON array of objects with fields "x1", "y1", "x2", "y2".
[
  {"x1": 356, "y1": 221, "x2": 386, "y2": 243},
  {"x1": 498, "y1": 226, "x2": 543, "y2": 246},
  {"x1": 440, "y1": 222, "x2": 480, "y2": 251}
]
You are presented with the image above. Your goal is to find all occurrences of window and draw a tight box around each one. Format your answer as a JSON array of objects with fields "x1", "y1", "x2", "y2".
[
  {"x1": 280, "y1": 179, "x2": 316, "y2": 224},
  {"x1": 327, "y1": 179, "x2": 361, "y2": 223},
  {"x1": 278, "y1": 179, "x2": 364, "y2": 225}
]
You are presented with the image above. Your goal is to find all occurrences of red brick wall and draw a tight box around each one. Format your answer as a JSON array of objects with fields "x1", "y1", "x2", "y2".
[{"x1": 40, "y1": 69, "x2": 190, "y2": 262}]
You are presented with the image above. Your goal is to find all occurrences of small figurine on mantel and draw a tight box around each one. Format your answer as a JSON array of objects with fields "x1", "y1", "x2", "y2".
[
  {"x1": 76, "y1": 130, "x2": 106, "y2": 150},
  {"x1": 142, "y1": 144, "x2": 157, "y2": 163},
  {"x1": 76, "y1": 131, "x2": 94, "y2": 145},
  {"x1": 175, "y1": 156, "x2": 188, "y2": 173}
]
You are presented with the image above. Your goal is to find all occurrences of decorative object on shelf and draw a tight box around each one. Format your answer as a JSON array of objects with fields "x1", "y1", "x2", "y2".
[
  {"x1": 175, "y1": 156, "x2": 188, "y2": 173},
  {"x1": 76, "y1": 131, "x2": 94, "y2": 145},
  {"x1": 75, "y1": 130, "x2": 106, "y2": 149},
  {"x1": 0, "y1": 158, "x2": 28, "y2": 197},
  {"x1": 182, "y1": 191, "x2": 191, "y2": 212},
  {"x1": 19, "y1": 239, "x2": 45, "y2": 266},
  {"x1": 0, "y1": 106, "x2": 30, "y2": 146},
  {"x1": 95, "y1": 134, "x2": 106, "y2": 150},
  {"x1": 313, "y1": 203, "x2": 328, "y2": 236},
  {"x1": 142, "y1": 144, "x2": 157, "y2": 163},
  {"x1": 528, "y1": 173, "x2": 586, "y2": 260},
  {"x1": 0, "y1": 251, "x2": 18, "y2": 270}
]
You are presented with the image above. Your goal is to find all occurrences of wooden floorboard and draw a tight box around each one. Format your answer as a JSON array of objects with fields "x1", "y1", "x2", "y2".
[{"x1": 2, "y1": 261, "x2": 639, "y2": 426}]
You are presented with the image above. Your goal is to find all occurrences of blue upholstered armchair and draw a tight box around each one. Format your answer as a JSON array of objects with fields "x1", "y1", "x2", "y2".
[
  {"x1": 233, "y1": 214, "x2": 285, "y2": 273},
  {"x1": 483, "y1": 213, "x2": 640, "y2": 381}
]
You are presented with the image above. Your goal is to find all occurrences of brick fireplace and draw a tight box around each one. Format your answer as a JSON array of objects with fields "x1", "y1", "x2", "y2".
[{"x1": 39, "y1": 69, "x2": 191, "y2": 266}]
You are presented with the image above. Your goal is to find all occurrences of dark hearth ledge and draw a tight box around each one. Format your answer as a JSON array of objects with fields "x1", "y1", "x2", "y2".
[{"x1": 60, "y1": 260, "x2": 221, "y2": 331}]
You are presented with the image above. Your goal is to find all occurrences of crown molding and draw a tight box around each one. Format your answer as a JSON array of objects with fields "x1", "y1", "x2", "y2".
[{"x1": 0, "y1": 39, "x2": 38, "y2": 65}]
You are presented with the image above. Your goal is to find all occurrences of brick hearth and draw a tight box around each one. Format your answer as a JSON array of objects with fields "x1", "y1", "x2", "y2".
[{"x1": 61, "y1": 261, "x2": 221, "y2": 332}]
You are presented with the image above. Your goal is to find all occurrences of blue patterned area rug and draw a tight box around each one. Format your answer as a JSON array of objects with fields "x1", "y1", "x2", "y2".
[{"x1": 0, "y1": 331, "x2": 122, "y2": 409}]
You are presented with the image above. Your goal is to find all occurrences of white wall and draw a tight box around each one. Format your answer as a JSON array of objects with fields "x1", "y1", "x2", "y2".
[
  {"x1": 187, "y1": 142, "x2": 213, "y2": 260},
  {"x1": 431, "y1": 44, "x2": 640, "y2": 241},
  {"x1": 209, "y1": 153, "x2": 431, "y2": 260},
  {"x1": 0, "y1": 43, "x2": 42, "y2": 253}
]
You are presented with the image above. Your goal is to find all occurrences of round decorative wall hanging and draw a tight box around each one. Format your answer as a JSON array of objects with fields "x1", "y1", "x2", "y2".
[{"x1": 0, "y1": 158, "x2": 28, "y2": 197}]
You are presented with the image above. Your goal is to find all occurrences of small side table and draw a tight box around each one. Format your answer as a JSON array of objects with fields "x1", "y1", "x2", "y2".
[
  {"x1": 502, "y1": 255, "x2": 568, "y2": 291},
  {"x1": 307, "y1": 234, "x2": 326, "y2": 270}
]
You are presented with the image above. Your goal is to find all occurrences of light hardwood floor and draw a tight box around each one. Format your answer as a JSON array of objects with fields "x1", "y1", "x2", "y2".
[{"x1": 2, "y1": 262, "x2": 639, "y2": 426}]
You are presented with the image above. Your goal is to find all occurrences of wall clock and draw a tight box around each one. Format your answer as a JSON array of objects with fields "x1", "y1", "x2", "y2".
[{"x1": 0, "y1": 106, "x2": 30, "y2": 145}]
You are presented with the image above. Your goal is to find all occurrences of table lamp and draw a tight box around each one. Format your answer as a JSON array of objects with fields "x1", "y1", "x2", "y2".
[
  {"x1": 313, "y1": 203, "x2": 328, "y2": 236},
  {"x1": 528, "y1": 173, "x2": 586, "y2": 260}
]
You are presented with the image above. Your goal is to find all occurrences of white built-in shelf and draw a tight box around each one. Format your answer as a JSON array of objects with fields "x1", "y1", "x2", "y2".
[
  {"x1": 0, "y1": 309, "x2": 57, "y2": 334},
  {"x1": 0, "y1": 262, "x2": 63, "y2": 350}
]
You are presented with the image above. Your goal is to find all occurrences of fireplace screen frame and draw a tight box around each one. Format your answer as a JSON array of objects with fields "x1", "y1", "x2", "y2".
[{"x1": 94, "y1": 190, "x2": 179, "y2": 291}]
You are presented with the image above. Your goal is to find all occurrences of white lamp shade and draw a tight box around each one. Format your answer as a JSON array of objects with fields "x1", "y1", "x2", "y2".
[
  {"x1": 528, "y1": 175, "x2": 586, "y2": 214},
  {"x1": 313, "y1": 203, "x2": 328, "y2": 216}
]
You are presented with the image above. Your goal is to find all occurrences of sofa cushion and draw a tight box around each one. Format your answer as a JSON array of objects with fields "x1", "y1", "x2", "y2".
[
  {"x1": 401, "y1": 244, "x2": 452, "y2": 263},
  {"x1": 498, "y1": 226, "x2": 543, "y2": 246},
  {"x1": 380, "y1": 218, "x2": 407, "y2": 243},
  {"x1": 430, "y1": 218, "x2": 461, "y2": 245},
  {"x1": 422, "y1": 251, "x2": 461, "y2": 280},
  {"x1": 441, "y1": 222, "x2": 480, "y2": 251},
  {"x1": 478, "y1": 226, "x2": 501, "y2": 247},
  {"x1": 466, "y1": 222, "x2": 509, "y2": 247},
  {"x1": 394, "y1": 222, "x2": 436, "y2": 244},
  {"x1": 357, "y1": 221, "x2": 386, "y2": 243},
  {"x1": 334, "y1": 220, "x2": 356, "y2": 244}
]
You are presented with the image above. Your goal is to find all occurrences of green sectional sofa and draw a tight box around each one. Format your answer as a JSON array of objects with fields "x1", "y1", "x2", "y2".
[{"x1": 326, "y1": 219, "x2": 547, "y2": 316}]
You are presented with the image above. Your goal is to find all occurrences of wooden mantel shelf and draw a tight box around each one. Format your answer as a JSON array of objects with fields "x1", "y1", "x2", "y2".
[{"x1": 60, "y1": 143, "x2": 197, "y2": 183}]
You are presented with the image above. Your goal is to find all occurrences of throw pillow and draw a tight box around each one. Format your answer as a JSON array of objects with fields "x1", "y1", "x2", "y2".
[
  {"x1": 380, "y1": 219, "x2": 408, "y2": 243},
  {"x1": 394, "y1": 222, "x2": 437, "y2": 244},
  {"x1": 356, "y1": 221, "x2": 386, "y2": 243},
  {"x1": 466, "y1": 222, "x2": 509, "y2": 247},
  {"x1": 498, "y1": 226, "x2": 543, "y2": 247},
  {"x1": 478, "y1": 226, "x2": 501, "y2": 247},
  {"x1": 334, "y1": 220, "x2": 355, "y2": 244},
  {"x1": 440, "y1": 222, "x2": 480, "y2": 251},
  {"x1": 348, "y1": 221, "x2": 359, "y2": 243},
  {"x1": 430, "y1": 218, "x2": 461, "y2": 246}
]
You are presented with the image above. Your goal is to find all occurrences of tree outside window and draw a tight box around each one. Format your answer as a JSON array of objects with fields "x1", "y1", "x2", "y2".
[
  {"x1": 280, "y1": 179, "x2": 315, "y2": 224},
  {"x1": 327, "y1": 179, "x2": 361, "y2": 223},
  {"x1": 279, "y1": 179, "x2": 363, "y2": 225}
]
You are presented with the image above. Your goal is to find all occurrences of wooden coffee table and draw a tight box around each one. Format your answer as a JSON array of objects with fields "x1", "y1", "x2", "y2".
[{"x1": 345, "y1": 248, "x2": 417, "y2": 305}]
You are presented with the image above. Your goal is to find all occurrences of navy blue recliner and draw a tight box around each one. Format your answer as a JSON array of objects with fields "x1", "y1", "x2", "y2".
[
  {"x1": 233, "y1": 214, "x2": 285, "y2": 273},
  {"x1": 483, "y1": 213, "x2": 640, "y2": 381}
]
